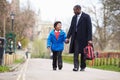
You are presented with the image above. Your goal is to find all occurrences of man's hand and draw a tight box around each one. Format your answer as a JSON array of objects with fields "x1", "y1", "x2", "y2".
[
  {"x1": 65, "y1": 38, "x2": 69, "y2": 44},
  {"x1": 88, "y1": 40, "x2": 93, "y2": 45}
]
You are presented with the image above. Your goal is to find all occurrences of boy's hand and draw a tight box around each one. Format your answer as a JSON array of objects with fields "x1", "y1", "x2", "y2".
[
  {"x1": 65, "y1": 38, "x2": 69, "y2": 44},
  {"x1": 47, "y1": 47, "x2": 51, "y2": 53}
]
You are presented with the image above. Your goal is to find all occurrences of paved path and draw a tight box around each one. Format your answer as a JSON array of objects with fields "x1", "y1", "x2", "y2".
[
  {"x1": 0, "y1": 58, "x2": 120, "y2": 80},
  {"x1": 18, "y1": 59, "x2": 120, "y2": 80}
]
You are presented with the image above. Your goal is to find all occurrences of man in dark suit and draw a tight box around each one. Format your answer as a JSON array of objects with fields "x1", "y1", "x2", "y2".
[{"x1": 65, "y1": 5, "x2": 92, "y2": 71}]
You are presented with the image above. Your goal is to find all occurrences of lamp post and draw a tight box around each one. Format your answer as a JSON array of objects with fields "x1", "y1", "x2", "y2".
[{"x1": 10, "y1": 12, "x2": 15, "y2": 31}]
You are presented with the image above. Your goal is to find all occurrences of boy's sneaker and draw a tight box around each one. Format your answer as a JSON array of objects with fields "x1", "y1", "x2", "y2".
[
  {"x1": 53, "y1": 68, "x2": 56, "y2": 70},
  {"x1": 80, "y1": 68, "x2": 85, "y2": 71}
]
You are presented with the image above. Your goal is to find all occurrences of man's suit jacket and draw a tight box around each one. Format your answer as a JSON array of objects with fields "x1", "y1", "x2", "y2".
[{"x1": 67, "y1": 12, "x2": 92, "y2": 53}]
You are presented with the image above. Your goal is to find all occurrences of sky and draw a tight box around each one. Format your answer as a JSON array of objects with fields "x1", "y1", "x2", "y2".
[
  {"x1": 7, "y1": 0, "x2": 101, "y2": 30},
  {"x1": 7, "y1": 0, "x2": 100, "y2": 22}
]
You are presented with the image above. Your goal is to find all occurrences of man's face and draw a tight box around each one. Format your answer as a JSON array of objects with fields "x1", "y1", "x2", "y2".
[{"x1": 73, "y1": 7, "x2": 81, "y2": 15}]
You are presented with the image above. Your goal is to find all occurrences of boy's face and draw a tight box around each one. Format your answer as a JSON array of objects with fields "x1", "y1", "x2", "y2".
[{"x1": 55, "y1": 23, "x2": 62, "y2": 31}]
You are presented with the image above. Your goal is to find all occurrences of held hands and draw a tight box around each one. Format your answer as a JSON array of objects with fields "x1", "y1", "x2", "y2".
[
  {"x1": 65, "y1": 38, "x2": 69, "y2": 44},
  {"x1": 65, "y1": 39, "x2": 92, "y2": 45}
]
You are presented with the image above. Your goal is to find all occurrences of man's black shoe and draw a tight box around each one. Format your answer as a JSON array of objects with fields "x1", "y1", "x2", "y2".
[
  {"x1": 80, "y1": 68, "x2": 85, "y2": 71},
  {"x1": 59, "y1": 67, "x2": 62, "y2": 70},
  {"x1": 58, "y1": 65, "x2": 62, "y2": 70},
  {"x1": 73, "y1": 68, "x2": 78, "y2": 71}
]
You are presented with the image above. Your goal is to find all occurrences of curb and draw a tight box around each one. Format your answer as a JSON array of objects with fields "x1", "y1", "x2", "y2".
[{"x1": 9, "y1": 61, "x2": 26, "y2": 72}]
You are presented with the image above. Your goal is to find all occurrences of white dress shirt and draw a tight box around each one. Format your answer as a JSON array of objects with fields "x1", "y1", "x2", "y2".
[{"x1": 76, "y1": 12, "x2": 82, "y2": 26}]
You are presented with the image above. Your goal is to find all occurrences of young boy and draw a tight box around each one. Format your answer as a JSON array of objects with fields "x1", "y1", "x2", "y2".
[{"x1": 47, "y1": 21, "x2": 66, "y2": 70}]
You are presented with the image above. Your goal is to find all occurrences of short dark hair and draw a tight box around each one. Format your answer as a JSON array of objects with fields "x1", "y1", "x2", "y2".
[
  {"x1": 74, "y1": 5, "x2": 81, "y2": 9},
  {"x1": 54, "y1": 21, "x2": 61, "y2": 28}
]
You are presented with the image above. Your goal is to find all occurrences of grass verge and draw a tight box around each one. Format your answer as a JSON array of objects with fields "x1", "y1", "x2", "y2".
[
  {"x1": 90, "y1": 65, "x2": 120, "y2": 72},
  {"x1": 0, "y1": 66, "x2": 10, "y2": 72},
  {"x1": 62, "y1": 54, "x2": 73, "y2": 64},
  {"x1": 0, "y1": 58, "x2": 25, "y2": 72},
  {"x1": 62, "y1": 54, "x2": 120, "y2": 72},
  {"x1": 14, "y1": 58, "x2": 25, "y2": 64}
]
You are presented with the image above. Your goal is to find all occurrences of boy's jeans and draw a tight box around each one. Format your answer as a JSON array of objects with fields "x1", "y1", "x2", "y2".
[{"x1": 52, "y1": 51, "x2": 62, "y2": 69}]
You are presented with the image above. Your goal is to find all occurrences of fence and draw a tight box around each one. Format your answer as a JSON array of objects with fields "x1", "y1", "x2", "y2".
[
  {"x1": 3, "y1": 52, "x2": 25, "y2": 65},
  {"x1": 88, "y1": 52, "x2": 120, "y2": 68}
]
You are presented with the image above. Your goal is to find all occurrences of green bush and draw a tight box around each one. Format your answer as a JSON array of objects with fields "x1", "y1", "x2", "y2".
[
  {"x1": 31, "y1": 38, "x2": 49, "y2": 58},
  {"x1": 21, "y1": 38, "x2": 29, "y2": 48}
]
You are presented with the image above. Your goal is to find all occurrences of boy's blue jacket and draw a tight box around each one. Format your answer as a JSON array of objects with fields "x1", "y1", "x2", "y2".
[{"x1": 47, "y1": 29, "x2": 66, "y2": 51}]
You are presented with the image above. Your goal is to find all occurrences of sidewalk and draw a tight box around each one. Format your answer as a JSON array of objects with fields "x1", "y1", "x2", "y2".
[
  {"x1": 20, "y1": 59, "x2": 120, "y2": 80},
  {"x1": 0, "y1": 58, "x2": 120, "y2": 80}
]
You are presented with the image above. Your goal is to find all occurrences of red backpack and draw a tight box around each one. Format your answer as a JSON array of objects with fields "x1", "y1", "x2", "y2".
[{"x1": 84, "y1": 44, "x2": 95, "y2": 60}]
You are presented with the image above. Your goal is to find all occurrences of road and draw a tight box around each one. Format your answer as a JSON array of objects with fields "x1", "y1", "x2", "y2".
[{"x1": 0, "y1": 58, "x2": 120, "y2": 80}]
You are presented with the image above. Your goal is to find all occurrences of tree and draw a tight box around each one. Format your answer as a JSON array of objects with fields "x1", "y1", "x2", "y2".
[
  {"x1": 88, "y1": 4, "x2": 112, "y2": 50},
  {"x1": 0, "y1": 0, "x2": 10, "y2": 37},
  {"x1": 104, "y1": 0, "x2": 120, "y2": 28},
  {"x1": 89, "y1": 0, "x2": 120, "y2": 50},
  {"x1": 103, "y1": 0, "x2": 120, "y2": 50},
  {"x1": 14, "y1": 7, "x2": 36, "y2": 41},
  {"x1": 86, "y1": 0, "x2": 119, "y2": 50},
  {"x1": 13, "y1": 1, "x2": 36, "y2": 47}
]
